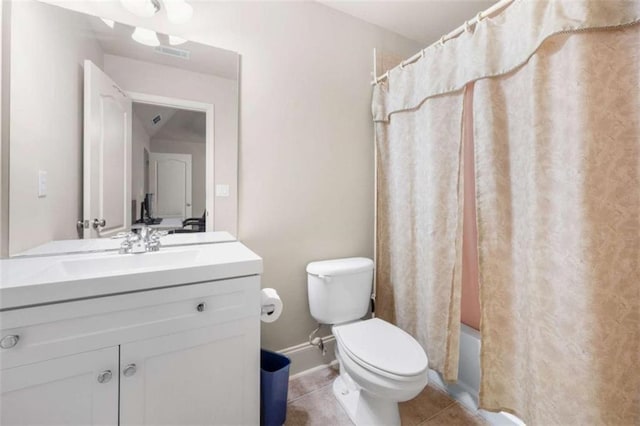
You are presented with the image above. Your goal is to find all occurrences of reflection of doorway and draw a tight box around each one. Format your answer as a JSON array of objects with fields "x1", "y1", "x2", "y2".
[
  {"x1": 143, "y1": 148, "x2": 150, "y2": 196},
  {"x1": 148, "y1": 153, "x2": 193, "y2": 219},
  {"x1": 129, "y1": 92, "x2": 214, "y2": 231}
]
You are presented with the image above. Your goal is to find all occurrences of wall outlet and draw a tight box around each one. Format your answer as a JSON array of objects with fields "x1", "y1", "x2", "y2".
[
  {"x1": 38, "y1": 170, "x2": 47, "y2": 198},
  {"x1": 215, "y1": 184, "x2": 230, "y2": 197}
]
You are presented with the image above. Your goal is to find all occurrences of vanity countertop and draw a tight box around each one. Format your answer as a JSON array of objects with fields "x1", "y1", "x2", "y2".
[
  {"x1": 13, "y1": 232, "x2": 237, "y2": 258},
  {"x1": 0, "y1": 241, "x2": 262, "y2": 311}
]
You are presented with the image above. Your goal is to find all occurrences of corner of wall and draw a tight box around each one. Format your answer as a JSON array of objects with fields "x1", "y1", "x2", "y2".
[{"x1": 0, "y1": 0, "x2": 11, "y2": 258}]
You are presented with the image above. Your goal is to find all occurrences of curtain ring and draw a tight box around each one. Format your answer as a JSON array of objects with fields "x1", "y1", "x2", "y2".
[
  {"x1": 399, "y1": 60, "x2": 406, "y2": 70},
  {"x1": 464, "y1": 20, "x2": 472, "y2": 32},
  {"x1": 439, "y1": 35, "x2": 446, "y2": 46},
  {"x1": 476, "y1": 11, "x2": 484, "y2": 22},
  {"x1": 420, "y1": 49, "x2": 425, "y2": 59}
]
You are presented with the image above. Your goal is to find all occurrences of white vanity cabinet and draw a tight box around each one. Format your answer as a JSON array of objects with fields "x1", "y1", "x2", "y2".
[
  {"x1": 0, "y1": 346, "x2": 119, "y2": 425},
  {"x1": 0, "y1": 268, "x2": 261, "y2": 426}
]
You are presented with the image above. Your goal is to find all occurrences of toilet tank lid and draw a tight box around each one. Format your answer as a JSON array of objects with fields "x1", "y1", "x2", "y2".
[{"x1": 306, "y1": 257, "x2": 373, "y2": 276}]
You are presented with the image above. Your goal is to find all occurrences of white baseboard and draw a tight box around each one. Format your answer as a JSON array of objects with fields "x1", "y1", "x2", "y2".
[{"x1": 278, "y1": 335, "x2": 337, "y2": 376}]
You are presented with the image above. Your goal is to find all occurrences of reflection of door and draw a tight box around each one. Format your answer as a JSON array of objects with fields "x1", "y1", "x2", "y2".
[
  {"x1": 83, "y1": 60, "x2": 132, "y2": 238},
  {"x1": 148, "y1": 153, "x2": 192, "y2": 219}
]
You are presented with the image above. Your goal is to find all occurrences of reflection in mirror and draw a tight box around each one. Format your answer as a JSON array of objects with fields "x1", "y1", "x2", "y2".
[
  {"x1": 6, "y1": 0, "x2": 239, "y2": 257},
  {"x1": 132, "y1": 103, "x2": 206, "y2": 231}
]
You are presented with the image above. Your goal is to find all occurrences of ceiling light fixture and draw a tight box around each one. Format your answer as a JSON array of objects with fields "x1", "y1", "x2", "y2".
[
  {"x1": 131, "y1": 27, "x2": 160, "y2": 47},
  {"x1": 168, "y1": 35, "x2": 187, "y2": 46},
  {"x1": 120, "y1": 0, "x2": 161, "y2": 18},
  {"x1": 120, "y1": 0, "x2": 193, "y2": 24},
  {"x1": 100, "y1": 18, "x2": 115, "y2": 29},
  {"x1": 119, "y1": 0, "x2": 193, "y2": 47},
  {"x1": 164, "y1": 0, "x2": 193, "y2": 25}
]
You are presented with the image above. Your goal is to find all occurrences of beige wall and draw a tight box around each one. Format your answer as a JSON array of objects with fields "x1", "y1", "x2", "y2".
[
  {"x1": 103, "y1": 54, "x2": 238, "y2": 235},
  {"x1": 29, "y1": 0, "x2": 421, "y2": 350},
  {"x1": 8, "y1": 1, "x2": 105, "y2": 255},
  {"x1": 150, "y1": 138, "x2": 206, "y2": 218},
  {"x1": 131, "y1": 115, "x2": 151, "y2": 218}
]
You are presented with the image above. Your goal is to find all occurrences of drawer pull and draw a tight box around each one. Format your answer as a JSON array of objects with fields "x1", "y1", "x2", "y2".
[
  {"x1": 0, "y1": 334, "x2": 19, "y2": 349},
  {"x1": 123, "y1": 363, "x2": 137, "y2": 377},
  {"x1": 196, "y1": 302, "x2": 207, "y2": 312},
  {"x1": 97, "y1": 370, "x2": 112, "y2": 384}
]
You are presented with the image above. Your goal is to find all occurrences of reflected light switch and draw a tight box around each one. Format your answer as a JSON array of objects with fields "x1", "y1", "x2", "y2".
[
  {"x1": 38, "y1": 170, "x2": 47, "y2": 198},
  {"x1": 215, "y1": 184, "x2": 230, "y2": 197}
]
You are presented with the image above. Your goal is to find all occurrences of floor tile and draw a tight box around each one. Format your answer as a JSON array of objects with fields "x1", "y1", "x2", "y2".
[
  {"x1": 285, "y1": 385, "x2": 351, "y2": 426},
  {"x1": 399, "y1": 385, "x2": 456, "y2": 426},
  {"x1": 420, "y1": 402, "x2": 488, "y2": 426},
  {"x1": 288, "y1": 365, "x2": 339, "y2": 402}
]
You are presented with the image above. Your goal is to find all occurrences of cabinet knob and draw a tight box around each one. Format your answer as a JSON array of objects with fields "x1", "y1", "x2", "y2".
[
  {"x1": 196, "y1": 302, "x2": 207, "y2": 312},
  {"x1": 0, "y1": 334, "x2": 19, "y2": 349},
  {"x1": 97, "y1": 370, "x2": 112, "y2": 384},
  {"x1": 123, "y1": 363, "x2": 137, "y2": 377}
]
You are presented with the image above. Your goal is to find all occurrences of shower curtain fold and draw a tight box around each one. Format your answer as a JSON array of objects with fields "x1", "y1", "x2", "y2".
[{"x1": 375, "y1": 91, "x2": 464, "y2": 381}]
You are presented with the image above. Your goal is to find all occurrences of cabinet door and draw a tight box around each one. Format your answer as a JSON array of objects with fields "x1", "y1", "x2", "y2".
[
  {"x1": 120, "y1": 319, "x2": 259, "y2": 426},
  {"x1": 0, "y1": 346, "x2": 118, "y2": 426}
]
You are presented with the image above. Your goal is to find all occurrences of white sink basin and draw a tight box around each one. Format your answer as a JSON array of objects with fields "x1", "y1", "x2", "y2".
[
  {"x1": 61, "y1": 249, "x2": 201, "y2": 276},
  {"x1": 0, "y1": 241, "x2": 263, "y2": 310}
]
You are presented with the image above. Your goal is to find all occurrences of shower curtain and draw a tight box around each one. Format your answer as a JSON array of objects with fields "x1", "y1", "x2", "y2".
[
  {"x1": 373, "y1": 1, "x2": 640, "y2": 424},
  {"x1": 474, "y1": 26, "x2": 639, "y2": 425}
]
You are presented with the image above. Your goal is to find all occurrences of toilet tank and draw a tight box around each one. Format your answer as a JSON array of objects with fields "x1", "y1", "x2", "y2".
[{"x1": 306, "y1": 257, "x2": 374, "y2": 325}]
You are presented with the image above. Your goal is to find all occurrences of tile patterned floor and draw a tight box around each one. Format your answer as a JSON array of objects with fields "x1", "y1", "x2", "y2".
[{"x1": 285, "y1": 365, "x2": 487, "y2": 426}]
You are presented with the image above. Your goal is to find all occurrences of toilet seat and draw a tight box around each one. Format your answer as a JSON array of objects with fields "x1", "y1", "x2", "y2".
[{"x1": 333, "y1": 318, "x2": 428, "y2": 380}]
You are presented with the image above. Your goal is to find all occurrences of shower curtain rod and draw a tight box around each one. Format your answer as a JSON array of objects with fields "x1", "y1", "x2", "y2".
[{"x1": 371, "y1": 0, "x2": 514, "y2": 85}]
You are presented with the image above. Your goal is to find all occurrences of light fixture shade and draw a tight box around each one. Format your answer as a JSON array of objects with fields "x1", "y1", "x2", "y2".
[
  {"x1": 100, "y1": 18, "x2": 115, "y2": 29},
  {"x1": 164, "y1": 0, "x2": 193, "y2": 24},
  {"x1": 132, "y1": 27, "x2": 160, "y2": 46},
  {"x1": 168, "y1": 35, "x2": 187, "y2": 46},
  {"x1": 121, "y1": 0, "x2": 158, "y2": 18}
]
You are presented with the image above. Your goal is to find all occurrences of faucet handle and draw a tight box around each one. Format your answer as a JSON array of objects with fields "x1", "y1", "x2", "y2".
[
  {"x1": 139, "y1": 225, "x2": 150, "y2": 239},
  {"x1": 150, "y1": 229, "x2": 167, "y2": 239}
]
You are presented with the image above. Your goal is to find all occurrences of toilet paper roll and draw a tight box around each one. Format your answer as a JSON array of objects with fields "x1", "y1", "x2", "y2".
[{"x1": 261, "y1": 288, "x2": 283, "y2": 323}]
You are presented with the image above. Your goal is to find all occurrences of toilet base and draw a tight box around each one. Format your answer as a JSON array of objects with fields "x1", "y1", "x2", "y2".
[{"x1": 332, "y1": 375, "x2": 401, "y2": 426}]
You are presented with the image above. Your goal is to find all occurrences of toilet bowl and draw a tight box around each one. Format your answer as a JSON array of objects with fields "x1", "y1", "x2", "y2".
[
  {"x1": 332, "y1": 318, "x2": 428, "y2": 426},
  {"x1": 306, "y1": 258, "x2": 429, "y2": 426}
]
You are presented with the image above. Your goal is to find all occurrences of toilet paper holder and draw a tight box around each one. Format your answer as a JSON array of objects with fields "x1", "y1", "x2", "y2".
[{"x1": 261, "y1": 303, "x2": 276, "y2": 315}]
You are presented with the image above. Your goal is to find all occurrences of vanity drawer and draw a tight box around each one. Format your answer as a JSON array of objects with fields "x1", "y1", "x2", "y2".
[{"x1": 0, "y1": 276, "x2": 260, "y2": 369}]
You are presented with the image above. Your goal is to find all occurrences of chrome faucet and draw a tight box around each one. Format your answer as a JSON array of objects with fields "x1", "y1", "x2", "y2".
[{"x1": 116, "y1": 226, "x2": 167, "y2": 254}]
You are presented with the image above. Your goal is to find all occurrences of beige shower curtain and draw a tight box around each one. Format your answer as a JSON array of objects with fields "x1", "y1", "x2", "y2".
[
  {"x1": 375, "y1": 91, "x2": 464, "y2": 381},
  {"x1": 373, "y1": 1, "x2": 639, "y2": 423},
  {"x1": 474, "y1": 26, "x2": 640, "y2": 425}
]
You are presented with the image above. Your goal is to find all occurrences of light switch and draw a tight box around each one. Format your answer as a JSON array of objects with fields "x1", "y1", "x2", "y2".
[
  {"x1": 38, "y1": 170, "x2": 47, "y2": 198},
  {"x1": 215, "y1": 184, "x2": 230, "y2": 197}
]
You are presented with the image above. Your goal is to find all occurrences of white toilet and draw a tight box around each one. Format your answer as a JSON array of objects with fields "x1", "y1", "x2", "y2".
[{"x1": 307, "y1": 257, "x2": 428, "y2": 426}]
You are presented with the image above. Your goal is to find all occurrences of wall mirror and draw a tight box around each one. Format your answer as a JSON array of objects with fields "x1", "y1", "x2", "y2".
[{"x1": 5, "y1": 0, "x2": 239, "y2": 257}]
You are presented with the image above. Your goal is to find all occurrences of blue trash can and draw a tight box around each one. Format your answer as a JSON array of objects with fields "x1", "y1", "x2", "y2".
[{"x1": 260, "y1": 349, "x2": 291, "y2": 426}]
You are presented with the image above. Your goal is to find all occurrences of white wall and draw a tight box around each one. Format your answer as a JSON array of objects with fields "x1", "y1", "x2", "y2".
[
  {"x1": 150, "y1": 137, "x2": 206, "y2": 218},
  {"x1": 103, "y1": 54, "x2": 238, "y2": 235},
  {"x1": 27, "y1": 0, "x2": 421, "y2": 350},
  {"x1": 0, "y1": 0, "x2": 8, "y2": 258},
  {"x1": 131, "y1": 115, "x2": 151, "y2": 218},
  {"x1": 8, "y1": 1, "x2": 105, "y2": 255}
]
